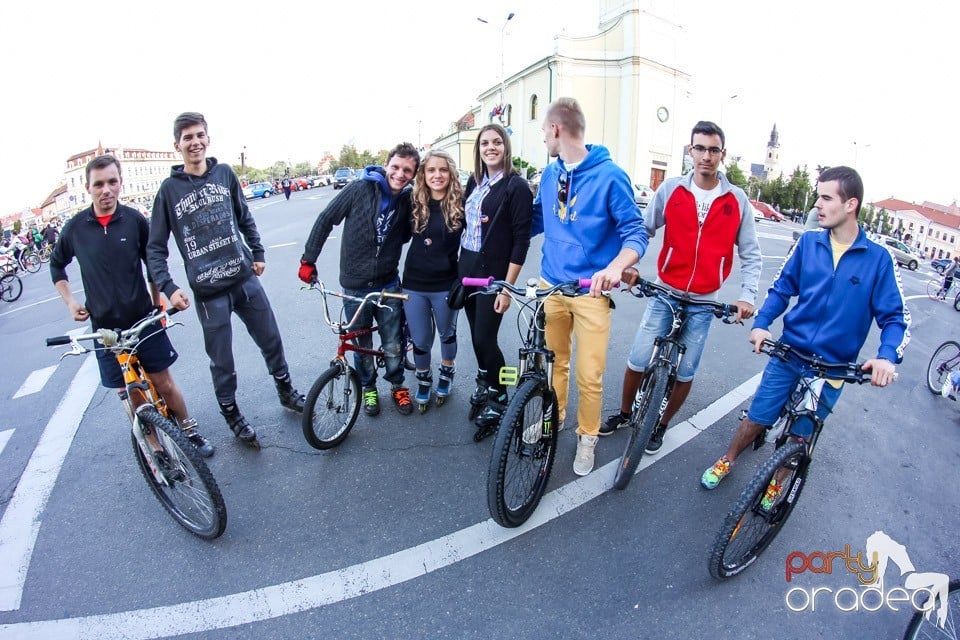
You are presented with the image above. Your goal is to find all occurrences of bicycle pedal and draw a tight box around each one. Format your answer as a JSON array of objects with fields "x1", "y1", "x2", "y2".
[{"x1": 499, "y1": 366, "x2": 519, "y2": 387}]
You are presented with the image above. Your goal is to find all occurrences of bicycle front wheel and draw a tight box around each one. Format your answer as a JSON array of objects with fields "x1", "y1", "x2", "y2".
[
  {"x1": 487, "y1": 377, "x2": 558, "y2": 528},
  {"x1": 902, "y1": 579, "x2": 960, "y2": 640},
  {"x1": 302, "y1": 364, "x2": 360, "y2": 449},
  {"x1": 22, "y1": 253, "x2": 40, "y2": 273},
  {"x1": 0, "y1": 273, "x2": 22, "y2": 302},
  {"x1": 708, "y1": 440, "x2": 808, "y2": 579},
  {"x1": 131, "y1": 406, "x2": 227, "y2": 539},
  {"x1": 613, "y1": 362, "x2": 669, "y2": 490},
  {"x1": 927, "y1": 341, "x2": 960, "y2": 395}
]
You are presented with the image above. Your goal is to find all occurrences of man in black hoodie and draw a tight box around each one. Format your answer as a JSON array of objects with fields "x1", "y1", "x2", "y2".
[
  {"x1": 298, "y1": 144, "x2": 419, "y2": 416},
  {"x1": 147, "y1": 112, "x2": 304, "y2": 445}
]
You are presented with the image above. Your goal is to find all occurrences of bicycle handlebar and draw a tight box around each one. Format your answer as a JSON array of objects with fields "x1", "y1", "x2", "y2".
[
  {"x1": 622, "y1": 271, "x2": 739, "y2": 321},
  {"x1": 759, "y1": 339, "x2": 875, "y2": 384},
  {"x1": 45, "y1": 306, "x2": 179, "y2": 350},
  {"x1": 461, "y1": 276, "x2": 606, "y2": 298},
  {"x1": 304, "y1": 280, "x2": 409, "y2": 331}
]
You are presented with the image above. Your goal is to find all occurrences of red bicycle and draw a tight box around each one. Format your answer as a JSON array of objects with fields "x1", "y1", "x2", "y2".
[{"x1": 301, "y1": 281, "x2": 407, "y2": 449}]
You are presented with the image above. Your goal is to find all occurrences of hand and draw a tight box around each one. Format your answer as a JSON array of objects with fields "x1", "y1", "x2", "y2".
[
  {"x1": 170, "y1": 289, "x2": 190, "y2": 311},
  {"x1": 749, "y1": 328, "x2": 772, "y2": 353},
  {"x1": 493, "y1": 291, "x2": 511, "y2": 314},
  {"x1": 252, "y1": 261, "x2": 266, "y2": 276},
  {"x1": 862, "y1": 358, "x2": 896, "y2": 387},
  {"x1": 68, "y1": 300, "x2": 89, "y2": 322},
  {"x1": 298, "y1": 260, "x2": 317, "y2": 284},
  {"x1": 590, "y1": 265, "x2": 622, "y2": 298},
  {"x1": 734, "y1": 301, "x2": 755, "y2": 323}
]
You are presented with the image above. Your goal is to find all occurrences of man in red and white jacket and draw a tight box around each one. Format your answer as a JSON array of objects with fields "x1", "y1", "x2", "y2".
[{"x1": 601, "y1": 120, "x2": 762, "y2": 453}]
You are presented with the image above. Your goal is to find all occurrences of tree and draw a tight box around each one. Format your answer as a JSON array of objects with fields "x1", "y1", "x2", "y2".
[
  {"x1": 12, "y1": 220, "x2": 21, "y2": 235},
  {"x1": 512, "y1": 156, "x2": 537, "y2": 179},
  {"x1": 724, "y1": 162, "x2": 748, "y2": 189},
  {"x1": 858, "y1": 203, "x2": 876, "y2": 229},
  {"x1": 293, "y1": 162, "x2": 314, "y2": 177}
]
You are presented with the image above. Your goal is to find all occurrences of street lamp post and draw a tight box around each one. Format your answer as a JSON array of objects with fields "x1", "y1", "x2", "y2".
[
  {"x1": 240, "y1": 146, "x2": 247, "y2": 182},
  {"x1": 853, "y1": 140, "x2": 871, "y2": 166},
  {"x1": 478, "y1": 12, "x2": 515, "y2": 121}
]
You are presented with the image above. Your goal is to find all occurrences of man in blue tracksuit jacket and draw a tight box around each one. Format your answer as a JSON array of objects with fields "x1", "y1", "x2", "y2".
[{"x1": 700, "y1": 166, "x2": 910, "y2": 493}]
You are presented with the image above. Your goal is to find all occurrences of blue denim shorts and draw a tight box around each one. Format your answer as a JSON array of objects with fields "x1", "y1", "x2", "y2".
[
  {"x1": 747, "y1": 354, "x2": 844, "y2": 427},
  {"x1": 626, "y1": 295, "x2": 717, "y2": 382}
]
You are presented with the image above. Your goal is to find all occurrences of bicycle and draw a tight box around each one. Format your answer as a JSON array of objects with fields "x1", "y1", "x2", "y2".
[
  {"x1": 0, "y1": 248, "x2": 40, "y2": 275},
  {"x1": 707, "y1": 339, "x2": 875, "y2": 579},
  {"x1": 462, "y1": 275, "x2": 596, "y2": 528},
  {"x1": 0, "y1": 271, "x2": 23, "y2": 302},
  {"x1": 45, "y1": 307, "x2": 227, "y2": 539},
  {"x1": 926, "y1": 340, "x2": 960, "y2": 397},
  {"x1": 38, "y1": 242, "x2": 54, "y2": 264},
  {"x1": 925, "y1": 276, "x2": 960, "y2": 308},
  {"x1": 301, "y1": 281, "x2": 408, "y2": 450},
  {"x1": 902, "y1": 578, "x2": 960, "y2": 639},
  {"x1": 612, "y1": 270, "x2": 738, "y2": 491}
]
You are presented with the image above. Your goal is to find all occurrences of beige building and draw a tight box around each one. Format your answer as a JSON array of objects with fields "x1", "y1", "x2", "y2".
[
  {"x1": 435, "y1": 0, "x2": 691, "y2": 190},
  {"x1": 63, "y1": 143, "x2": 179, "y2": 216},
  {"x1": 872, "y1": 197, "x2": 960, "y2": 259}
]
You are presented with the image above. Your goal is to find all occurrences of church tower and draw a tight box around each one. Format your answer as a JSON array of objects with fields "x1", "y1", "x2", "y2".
[{"x1": 764, "y1": 123, "x2": 781, "y2": 179}]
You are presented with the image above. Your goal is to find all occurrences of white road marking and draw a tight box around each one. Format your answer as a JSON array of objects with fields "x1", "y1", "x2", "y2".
[
  {"x1": 11, "y1": 366, "x2": 58, "y2": 400},
  {"x1": 757, "y1": 231, "x2": 794, "y2": 241},
  {"x1": 268, "y1": 242, "x2": 297, "y2": 249},
  {"x1": 0, "y1": 289, "x2": 84, "y2": 319},
  {"x1": 0, "y1": 355, "x2": 99, "y2": 612},
  {"x1": 0, "y1": 371, "x2": 761, "y2": 637},
  {"x1": 0, "y1": 430, "x2": 13, "y2": 457}
]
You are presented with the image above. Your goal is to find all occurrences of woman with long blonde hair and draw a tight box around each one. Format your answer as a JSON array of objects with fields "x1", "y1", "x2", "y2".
[{"x1": 401, "y1": 149, "x2": 465, "y2": 412}]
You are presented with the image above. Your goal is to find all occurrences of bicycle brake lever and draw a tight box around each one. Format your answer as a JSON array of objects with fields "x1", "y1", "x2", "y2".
[{"x1": 59, "y1": 342, "x2": 87, "y2": 361}]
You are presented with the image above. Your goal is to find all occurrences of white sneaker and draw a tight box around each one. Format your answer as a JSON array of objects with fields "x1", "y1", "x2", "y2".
[
  {"x1": 573, "y1": 434, "x2": 599, "y2": 476},
  {"x1": 942, "y1": 377, "x2": 953, "y2": 398}
]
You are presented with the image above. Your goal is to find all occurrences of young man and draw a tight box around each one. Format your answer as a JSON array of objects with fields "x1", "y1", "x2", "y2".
[
  {"x1": 281, "y1": 176, "x2": 292, "y2": 201},
  {"x1": 601, "y1": 121, "x2": 762, "y2": 453},
  {"x1": 51, "y1": 155, "x2": 214, "y2": 457},
  {"x1": 700, "y1": 166, "x2": 909, "y2": 494},
  {"x1": 147, "y1": 112, "x2": 305, "y2": 445},
  {"x1": 299, "y1": 144, "x2": 420, "y2": 416},
  {"x1": 532, "y1": 97, "x2": 648, "y2": 476}
]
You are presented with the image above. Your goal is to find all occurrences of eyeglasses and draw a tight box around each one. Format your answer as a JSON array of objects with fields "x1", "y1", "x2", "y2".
[
  {"x1": 558, "y1": 172, "x2": 568, "y2": 204},
  {"x1": 691, "y1": 144, "x2": 724, "y2": 156}
]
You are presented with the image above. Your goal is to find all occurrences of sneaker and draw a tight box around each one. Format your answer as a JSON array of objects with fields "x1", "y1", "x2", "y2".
[
  {"x1": 391, "y1": 386, "x2": 413, "y2": 416},
  {"x1": 760, "y1": 478, "x2": 783, "y2": 510},
  {"x1": 573, "y1": 434, "x2": 599, "y2": 476},
  {"x1": 362, "y1": 387, "x2": 380, "y2": 417},
  {"x1": 645, "y1": 423, "x2": 667, "y2": 454},
  {"x1": 599, "y1": 411, "x2": 630, "y2": 436},
  {"x1": 275, "y1": 375, "x2": 305, "y2": 413},
  {"x1": 941, "y1": 377, "x2": 952, "y2": 398},
  {"x1": 181, "y1": 417, "x2": 215, "y2": 458},
  {"x1": 700, "y1": 456, "x2": 732, "y2": 490}
]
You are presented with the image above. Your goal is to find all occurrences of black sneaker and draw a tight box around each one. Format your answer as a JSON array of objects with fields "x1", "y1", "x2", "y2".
[
  {"x1": 275, "y1": 375, "x2": 305, "y2": 413},
  {"x1": 599, "y1": 411, "x2": 630, "y2": 436},
  {"x1": 391, "y1": 386, "x2": 414, "y2": 416},
  {"x1": 645, "y1": 423, "x2": 668, "y2": 454},
  {"x1": 362, "y1": 387, "x2": 380, "y2": 416},
  {"x1": 181, "y1": 418, "x2": 215, "y2": 458},
  {"x1": 220, "y1": 403, "x2": 257, "y2": 443}
]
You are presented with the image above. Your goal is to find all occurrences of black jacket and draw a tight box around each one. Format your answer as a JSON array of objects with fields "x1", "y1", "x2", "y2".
[
  {"x1": 147, "y1": 158, "x2": 264, "y2": 300},
  {"x1": 49, "y1": 205, "x2": 154, "y2": 330},
  {"x1": 302, "y1": 170, "x2": 412, "y2": 289}
]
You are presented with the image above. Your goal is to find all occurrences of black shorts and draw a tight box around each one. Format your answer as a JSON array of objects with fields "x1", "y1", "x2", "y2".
[{"x1": 94, "y1": 329, "x2": 178, "y2": 389}]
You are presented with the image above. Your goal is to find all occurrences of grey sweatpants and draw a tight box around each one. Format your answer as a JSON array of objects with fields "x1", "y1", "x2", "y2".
[{"x1": 403, "y1": 289, "x2": 458, "y2": 371}]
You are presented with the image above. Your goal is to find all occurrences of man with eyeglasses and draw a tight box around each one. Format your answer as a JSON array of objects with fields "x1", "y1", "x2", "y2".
[
  {"x1": 601, "y1": 120, "x2": 762, "y2": 454},
  {"x1": 532, "y1": 97, "x2": 648, "y2": 476}
]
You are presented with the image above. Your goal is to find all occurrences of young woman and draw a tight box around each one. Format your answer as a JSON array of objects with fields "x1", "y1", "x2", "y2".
[
  {"x1": 402, "y1": 149, "x2": 465, "y2": 413},
  {"x1": 461, "y1": 124, "x2": 534, "y2": 440}
]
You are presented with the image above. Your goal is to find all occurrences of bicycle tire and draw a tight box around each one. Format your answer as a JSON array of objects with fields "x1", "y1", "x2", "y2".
[
  {"x1": 902, "y1": 579, "x2": 960, "y2": 640},
  {"x1": 39, "y1": 246, "x2": 52, "y2": 264},
  {"x1": 708, "y1": 440, "x2": 808, "y2": 579},
  {"x1": 0, "y1": 273, "x2": 23, "y2": 302},
  {"x1": 487, "y1": 377, "x2": 558, "y2": 528},
  {"x1": 302, "y1": 364, "x2": 360, "y2": 449},
  {"x1": 926, "y1": 341, "x2": 960, "y2": 395},
  {"x1": 954, "y1": 294, "x2": 960, "y2": 312},
  {"x1": 612, "y1": 362, "x2": 669, "y2": 490},
  {"x1": 927, "y1": 279, "x2": 944, "y2": 301},
  {"x1": 22, "y1": 253, "x2": 41, "y2": 274},
  {"x1": 131, "y1": 406, "x2": 227, "y2": 539}
]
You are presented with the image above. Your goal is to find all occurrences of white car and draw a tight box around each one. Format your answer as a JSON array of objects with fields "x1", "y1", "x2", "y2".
[{"x1": 749, "y1": 202, "x2": 763, "y2": 222}]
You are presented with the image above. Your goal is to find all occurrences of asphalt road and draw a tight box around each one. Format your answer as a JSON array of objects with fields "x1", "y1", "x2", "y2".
[{"x1": 0, "y1": 186, "x2": 957, "y2": 640}]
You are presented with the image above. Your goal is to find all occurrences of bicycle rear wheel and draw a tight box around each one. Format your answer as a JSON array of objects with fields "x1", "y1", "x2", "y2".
[
  {"x1": 902, "y1": 579, "x2": 960, "y2": 640},
  {"x1": 927, "y1": 279, "x2": 944, "y2": 300},
  {"x1": 302, "y1": 364, "x2": 360, "y2": 449},
  {"x1": 21, "y1": 253, "x2": 40, "y2": 273},
  {"x1": 708, "y1": 440, "x2": 808, "y2": 579},
  {"x1": 487, "y1": 377, "x2": 558, "y2": 528},
  {"x1": 926, "y1": 341, "x2": 960, "y2": 395},
  {"x1": 613, "y1": 362, "x2": 669, "y2": 490},
  {"x1": 131, "y1": 406, "x2": 227, "y2": 539},
  {"x1": 0, "y1": 273, "x2": 22, "y2": 302}
]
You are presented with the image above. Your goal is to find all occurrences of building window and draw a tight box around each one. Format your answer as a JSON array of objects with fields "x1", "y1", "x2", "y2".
[
  {"x1": 952, "y1": 235, "x2": 956, "y2": 244},
  {"x1": 530, "y1": 95, "x2": 538, "y2": 120},
  {"x1": 908, "y1": 222, "x2": 914, "y2": 230}
]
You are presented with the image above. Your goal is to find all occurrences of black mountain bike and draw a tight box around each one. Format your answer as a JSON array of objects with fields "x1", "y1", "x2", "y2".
[
  {"x1": 464, "y1": 275, "x2": 594, "y2": 528},
  {"x1": 708, "y1": 339, "x2": 876, "y2": 579},
  {"x1": 612, "y1": 271, "x2": 738, "y2": 490}
]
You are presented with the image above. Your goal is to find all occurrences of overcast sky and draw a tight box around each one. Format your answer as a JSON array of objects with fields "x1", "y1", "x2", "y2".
[{"x1": 2, "y1": 0, "x2": 956, "y2": 214}]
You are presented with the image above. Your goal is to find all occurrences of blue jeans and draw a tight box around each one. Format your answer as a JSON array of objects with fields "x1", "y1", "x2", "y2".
[
  {"x1": 748, "y1": 354, "x2": 844, "y2": 430},
  {"x1": 626, "y1": 295, "x2": 717, "y2": 382},
  {"x1": 343, "y1": 284, "x2": 405, "y2": 388}
]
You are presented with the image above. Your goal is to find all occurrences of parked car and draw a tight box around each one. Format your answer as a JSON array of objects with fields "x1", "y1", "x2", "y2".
[
  {"x1": 308, "y1": 176, "x2": 327, "y2": 188},
  {"x1": 242, "y1": 182, "x2": 274, "y2": 199},
  {"x1": 290, "y1": 177, "x2": 309, "y2": 191},
  {"x1": 750, "y1": 200, "x2": 783, "y2": 222},
  {"x1": 633, "y1": 183, "x2": 654, "y2": 209},
  {"x1": 748, "y1": 202, "x2": 763, "y2": 222},
  {"x1": 874, "y1": 234, "x2": 919, "y2": 270},
  {"x1": 931, "y1": 258, "x2": 952, "y2": 274},
  {"x1": 333, "y1": 168, "x2": 354, "y2": 189}
]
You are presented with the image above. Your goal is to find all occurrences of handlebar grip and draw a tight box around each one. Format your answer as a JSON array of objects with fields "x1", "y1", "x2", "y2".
[
  {"x1": 167, "y1": 307, "x2": 179, "y2": 317},
  {"x1": 725, "y1": 304, "x2": 739, "y2": 316},
  {"x1": 46, "y1": 336, "x2": 71, "y2": 347},
  {"x1": 578, "y1": 278, "x2": 593, "y2": 288},
  {"x1": 382, "y1": 292, "x2": 410, "y2": 301},
  {"x1": 462, "y1": 276, "x2": 494, "y2": 287}
]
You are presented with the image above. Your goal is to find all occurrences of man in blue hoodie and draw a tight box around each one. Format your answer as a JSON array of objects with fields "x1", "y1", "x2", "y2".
[
  {"x1": 299, "y1": 144, "x2": 420, "y2": 416},
  {"x1": 700, "y1": 166, "x2": 909, "y2": 497},
  {"x1": 533, "y1": 97, "x2": 648, "y2": 476}
]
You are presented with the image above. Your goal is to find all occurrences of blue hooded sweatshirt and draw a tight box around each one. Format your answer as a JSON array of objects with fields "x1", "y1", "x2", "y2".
[{"x1": 532, "y1": 144, "x2": 647, "y2": 284}]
